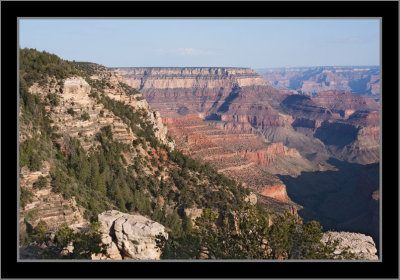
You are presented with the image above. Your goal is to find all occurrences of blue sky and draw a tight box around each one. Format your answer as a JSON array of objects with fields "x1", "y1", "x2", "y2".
[{"x1": 19, "y1": 19, "x2": 380, "y2": 68}]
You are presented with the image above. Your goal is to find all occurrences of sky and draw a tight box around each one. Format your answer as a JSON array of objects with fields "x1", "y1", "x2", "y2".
[{"x1": 19, "y1": 19, "x2": 380, "y2": 68}]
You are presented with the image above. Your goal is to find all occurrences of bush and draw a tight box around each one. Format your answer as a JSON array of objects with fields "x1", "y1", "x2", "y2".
[
  {"x1": 33, "y1": 176, "x2": 48, "y2": 189},
  {"x1": 46, "y1": 93, "x2": 60, "y2": 106},
  {"x1": 80, "y1": 112, "x2": 90, "y2": 121},
  {"x1": 20, "y1": 187, "x2": 34, "y2": 208},
  {"x1": 19, "y1": 138, "x2": 43, "y2": 171},
  {"x1": 67, "y1": 108, "x2": 75, "y2": 116}
]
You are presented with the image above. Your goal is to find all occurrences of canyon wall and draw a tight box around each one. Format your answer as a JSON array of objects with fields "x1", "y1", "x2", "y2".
[
  {"x1": 114, "y1": 67, "x2": 270, "y2": 89},
  {"x1": 257, "y1": 66, "x2": 380, "y2": 101},
  {"x1": 117, "y1": 67, "x2": 380, "y2": 166}
]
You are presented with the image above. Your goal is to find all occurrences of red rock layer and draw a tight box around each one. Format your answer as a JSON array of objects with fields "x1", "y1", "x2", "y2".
[
  {"x1": 164, "y1": 114, "x2": 296, "y2": 203},
  {"x1": 260, "y1": 185, "x2": 289, "y2": 203},
  {"x1": 313, "y1": 90, "x2": 380, "y2": 114},
  {"x1": 238, "y1": 143, "x2": 300, "y2": 167}
]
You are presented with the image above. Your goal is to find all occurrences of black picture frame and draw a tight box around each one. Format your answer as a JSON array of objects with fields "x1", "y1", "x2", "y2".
[{"x1": 2, "y1": 1, "x2": 398, "y2": 278}]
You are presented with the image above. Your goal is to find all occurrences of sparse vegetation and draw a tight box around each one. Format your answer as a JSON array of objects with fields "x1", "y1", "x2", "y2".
[{"x1": 118, "y1": 82, "x2": 140, "y2": 95}]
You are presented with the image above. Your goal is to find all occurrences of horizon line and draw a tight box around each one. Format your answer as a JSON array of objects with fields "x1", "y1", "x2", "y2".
[{"x1": 108, "y1": 65, "x2": 380, "y2": 69}]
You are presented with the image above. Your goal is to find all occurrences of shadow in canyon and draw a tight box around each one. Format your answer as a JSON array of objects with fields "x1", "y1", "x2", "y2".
[
  {"x1": 217, "y1": 85, "x2": 241, "y2": 113},
  {"x1": 278, "y1": 158, "x2": 380, "y2": 251}
]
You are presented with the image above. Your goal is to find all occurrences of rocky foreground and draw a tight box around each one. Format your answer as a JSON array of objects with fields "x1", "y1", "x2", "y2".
[
  {"x1": 321, "y1": 231, "x2": 378, "y2": 260},
  {"x1": 92, "y1": 210, "x2": 168, "y2": 260}
]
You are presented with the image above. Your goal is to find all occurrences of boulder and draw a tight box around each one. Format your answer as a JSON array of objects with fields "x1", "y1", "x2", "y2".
[
  {"x1": 95, "y1": 210, "x2": 168, "y2": 260},
  {"x1": 321, "y1": 231, "x2": 378, "y2": 260}
]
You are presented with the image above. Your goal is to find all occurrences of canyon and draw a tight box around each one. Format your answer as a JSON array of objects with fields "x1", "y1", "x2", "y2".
[
  {"x1": 256, "y1": 66, "x2": 381, "y2": 101},
  {"x1": 18, "y1": 48, "x2": 379, "y2": 260},
  {"x1": 256, "y1": 66, "x2": 380, "y2": 101},
  {"x1": 116, "y1": 66, "x2": 380, "y2": 247}
]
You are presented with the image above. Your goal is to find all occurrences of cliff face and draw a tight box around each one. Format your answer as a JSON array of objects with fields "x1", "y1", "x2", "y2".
[
  {"x1": 114, "y1": 68, "x2": 282, "y2": 119},
  {"x1": 276, "y1": 92, "x2": 380, "y2": 164},
  {"x1": 114, "y1": 67, "x2": 270, "y2": 90},
  {"x1": 257, "y1": 66, "x2": 380, "y2": 100}
]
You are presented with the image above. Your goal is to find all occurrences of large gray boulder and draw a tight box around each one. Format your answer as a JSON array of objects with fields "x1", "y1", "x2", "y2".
[
  {"x1": 321, "y1": 231, "x2": 378, "y2": 260},
  {"x1": 93, "y1": 210, "x2": 168, "y2": 260}
]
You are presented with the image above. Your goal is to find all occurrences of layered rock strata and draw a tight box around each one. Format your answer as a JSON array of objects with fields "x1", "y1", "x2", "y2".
[
  {"x1": 19, "y1": 162, "x2": 88, "y2": 232},
  {"x1": 93, "y1": 210, "x2": 168, "y2": 260},
  {"x1": 313, "y1": 90, "x2": 380, "y2": 117},
  {"x1": 278, "y1": 93, "x2": 380, "y2": 164},
  {"x1": 257, "y1": 66, "x2": 380, "y2": 100},
  {"x1": 28, "y1": 73, "x2": 174, "y2": 152},
  {"x1": 164, "y1": 114, "x2": 306, "y2": 209},
  {"x1": 34, "y1": 77, "x2": 134, "y2": 151},
  {"x1": 114, "y1": 67, "x2": 270, "y2": 90},
  {"x1": 117, "y1": 67, "x2": 379, "y2": 166},
  {"x1": 114, "y1": 68, "x2": 288, "y2": 120}
]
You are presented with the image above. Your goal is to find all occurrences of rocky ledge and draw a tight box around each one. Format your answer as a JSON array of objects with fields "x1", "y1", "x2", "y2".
[
  {"x1": 321, "y1": 231, "x2": 378, "y2": 260},
  {"x1": 93, "y1": 210, "x2": 168, "y2": 260}
]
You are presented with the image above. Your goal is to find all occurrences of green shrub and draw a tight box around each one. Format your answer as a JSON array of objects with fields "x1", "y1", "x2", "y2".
[
  {"x1": 67, "y1": 108, "x2": 75, "y2": 116},
  {"x1": 20, "y1": 187, "x2": 34, "y2": 208},
  {"x1": 80, "y1": 112, "x2": 90, "y2": 121},
  {"x1": 33, "y1": 176, "x2": 48, "y2": 189}
]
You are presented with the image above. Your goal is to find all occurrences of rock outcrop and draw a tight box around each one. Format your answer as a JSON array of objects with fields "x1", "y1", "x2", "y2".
[
  {"x1": 27, "y1": 70, "x2": 174, "y2": 153},
  {"x1": 19, "y1": 162, "x2": 88, "y2": 233},
  {"x1": 93, "y1": 210, "x2": 168, "y2": 260},
  {"x1": 321, "y1": 231, "x2": 378, "y2": 260}
]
